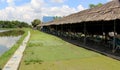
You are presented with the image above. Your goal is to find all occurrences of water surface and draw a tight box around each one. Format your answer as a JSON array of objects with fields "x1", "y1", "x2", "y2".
[{"x1": 0, "y1": 30, "x2": 23, "y2": 56}]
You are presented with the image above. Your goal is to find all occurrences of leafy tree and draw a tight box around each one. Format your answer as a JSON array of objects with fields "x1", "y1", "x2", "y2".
[
  {"x1": 97, "y1": 3, "x2": 103, "y2": 7},
  {"x1": 31, "y1": 19, "x2": 41, "y2": 28},
  {"x1": 53, "y1": 16, "x2": 61, "y2": 20},
  {"x1": 89, "y1": 4, "x2": 96, "y2": 8},
  {"x1": 89, "y1": 3, "x2": 103, "y2": 8},
  {"x1": 0, "y1": 20, "x2": 30, "y2": 28}
]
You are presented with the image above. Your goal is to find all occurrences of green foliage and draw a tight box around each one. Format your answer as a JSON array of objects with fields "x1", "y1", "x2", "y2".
[
  {"x1": 31, "y1": 19, "x2": 41, "y2": 28},
  {"x1": 0, "y1": 30, "x2": 24, "y2": 36},
  {"x1": 89, "y1": 3, "x2": 103, "y2": 8},
  {"x1": 89, "y1": 4, "x2": 96, "y2": 8},
  {"x1": 97, "y1": 3, "x2": 103, "y2": 7},
  {"x1": 0, "y1": 20, "x2": 30, "y2": 28},
  {"x1": 53, "y1": 16, "x2": 61, "y2": 20},
  {"x1": 24, "y1": 59, "x2": 43, "y2": 65}
]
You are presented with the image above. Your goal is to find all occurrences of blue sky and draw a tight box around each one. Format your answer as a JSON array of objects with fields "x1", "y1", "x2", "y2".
[
  {"x1": 65, "y1": 0, "x2": 108, "y2": 8},
  {"x1": 0, "y1": 0, "x2": 111, "y2": 23},
  {"x1": 0, "y1": 0, "x2": 109, "y2": 9},
  {"x1": 0, "y1": 0, "x2": 31, "y2": 9}
]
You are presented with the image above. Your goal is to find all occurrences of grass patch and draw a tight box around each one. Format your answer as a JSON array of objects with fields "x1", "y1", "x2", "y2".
[
  {"x1": 19, "y1": 29, "x2": 120, "y2": 70},
  {"x1": 0, "y1": 28, "x2": 28, "y2": 69},
  {"x1": 24, "y1": 59, "x2": 43, "y2": 65}
]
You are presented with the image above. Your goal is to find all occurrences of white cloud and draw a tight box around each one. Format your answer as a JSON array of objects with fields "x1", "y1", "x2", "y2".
[
  {"x1": 0, "y1": 4, "x2": 42, "y2": 24},
  {"x1": 0, "y1": 0, "x2": 44, "y2": 24},
  {"x1": 0, "y1": 0, "x2": 85, "y2": 24},
  {"x1": 41, "y1": 5, "x2": 75, "y2": 16},
  {"x1": 7, "y1": 0, "x2": 15, "y2": 6},
  {"x1": 107, "y1": 0, "x2": 113, "y2": 2},
  {"x1": 51, "y1": 0, "x2": 65, "y2": 3},
  {"x1": 42, "y1": 4, "x2": 85, "y2": 17},
  {"x1": 30, "y1": 0, "x2": 44, "y2": 9},
  {"x1": 77, "y1": 5, "x2": 85, "y2": 11}
]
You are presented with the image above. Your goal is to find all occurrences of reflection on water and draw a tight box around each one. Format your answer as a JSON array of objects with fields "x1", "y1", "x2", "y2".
[
  {"x1": 0, "y1": 30, "x2": 23, "y2": 56},
  {"x1": 0, "y1": 45, "x2": 8, "y2": 56},
  {"x1": 0, "y1": 30, "x2": 9, "y2": 32},
  {"x1": 0, "y1": 30, "x2": 24, "y2": 37},
  {"x1": 0, "y1": 36, "x2": 21, "y2": 56}
]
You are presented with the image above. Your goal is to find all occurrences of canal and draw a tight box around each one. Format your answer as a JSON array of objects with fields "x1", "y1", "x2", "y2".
[{"x1": 0, "y1": 30, "x2": 24, "y2": 56}]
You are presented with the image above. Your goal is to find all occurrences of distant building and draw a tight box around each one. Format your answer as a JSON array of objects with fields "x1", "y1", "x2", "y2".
[{"x1": 42, "y1": 16, "x2": 54, "y2": 23}]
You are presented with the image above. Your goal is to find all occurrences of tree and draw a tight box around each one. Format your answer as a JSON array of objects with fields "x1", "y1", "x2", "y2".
[
  {"x1": 0, "y1": 20, "x2": 30, "y2": 28},
  {"x1": 89, "y1": 4, "x2": 96, "y2": 8},
  {"x1": 31, "y1": 19, "x2": 41, "y2": 28},
  {"x1": 89, "y1": 3, "x2": 103, "y2": 8},
  {"x1": 53, "y1": 16, "x2": 61, "y2": 20},
  {"x1": 97, "y1": 3, "x2": 103, "y2": 7}
]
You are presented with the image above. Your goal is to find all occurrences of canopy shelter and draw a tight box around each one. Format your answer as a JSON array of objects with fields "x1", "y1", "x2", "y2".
[{"x1": 38, "y1": 0, "x2": 120, "y2": 52}]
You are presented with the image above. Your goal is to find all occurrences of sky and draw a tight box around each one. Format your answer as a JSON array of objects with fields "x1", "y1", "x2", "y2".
[{"x1": 0, "y1": 0, "x2": 112, "y2": 24}]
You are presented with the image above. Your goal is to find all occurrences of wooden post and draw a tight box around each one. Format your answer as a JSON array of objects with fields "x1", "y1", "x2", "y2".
[
  {"x1": 60, "y1": 25, "x2": 62, "y2": 37},
  {"x1": 55, "y1": 25, "x2": 57, "y2": 35},
  {"x1": 70, "y1": 24, "x2": 72, "y2": 40},
  {"x1": 84, "y1": 23, "x2": 86, "y2": 45},
  {"x1": 102, "y1": 22, "x2": 105, "y2": 44},
  {"x1": 112, "y1": 20, "x2": 116, "y2": 53}
]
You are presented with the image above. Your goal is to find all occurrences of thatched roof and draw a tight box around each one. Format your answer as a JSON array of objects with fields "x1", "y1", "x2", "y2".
[{"x1": 40, "y1": 0, "x2": 120, "y2": 26}]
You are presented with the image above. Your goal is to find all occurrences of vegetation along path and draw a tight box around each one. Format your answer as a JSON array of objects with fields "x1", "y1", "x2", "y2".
[
  {"x1": 19, "y1": 29, "x2": 120, "y2": 70},
  {"x1": 3, "y1": 31, "x2": 30, "y2": 70}
]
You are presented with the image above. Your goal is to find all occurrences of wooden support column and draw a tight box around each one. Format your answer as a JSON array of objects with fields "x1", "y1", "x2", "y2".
[
  {"x1": 65, "y1": 24, "x2": 67, "y2": 37},
  {"x1": 60, "y1": 25, "x2": 62, "y2": 37},
  {"x1": 70, "y1": 24, "x2": 72, "y2": 40},
  {"x1": 112, "y1": 20, "x2": 116, "y2": 53},
  {"x1": 84, "y1": 23, "x2": 86, "y2": 45},
  {"x1": 55, "y1": 25, "x2": 57, "y2": 35}
]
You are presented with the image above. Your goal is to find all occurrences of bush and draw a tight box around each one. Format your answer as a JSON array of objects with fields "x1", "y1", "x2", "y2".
[{"x1": 24, "y1": 59, "x2": 43, "y2": 65}]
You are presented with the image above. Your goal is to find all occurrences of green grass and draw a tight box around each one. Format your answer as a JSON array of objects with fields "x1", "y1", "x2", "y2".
[
  {"x1": 0, "y1": 28, "x2": 28, "y2": 69},
  {"x1": 19, "y1": 29, "x2": 120, "y2": 70}
]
